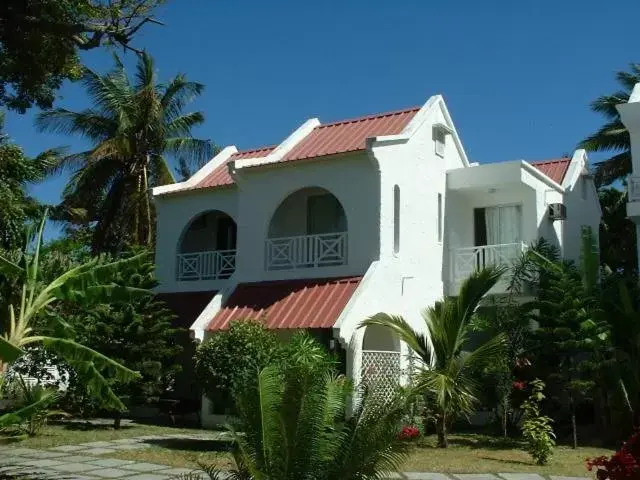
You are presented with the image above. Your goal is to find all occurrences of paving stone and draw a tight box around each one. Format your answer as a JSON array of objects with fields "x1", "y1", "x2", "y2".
[
  {"x1": 75, "y1": 447, "x2": 117, "y2": 455},
  {"x1": 111, "y1": 438, "x2": 143, "y2": 444},
  {"x1": 15, "y1": 458, "x2": 67, "y2": 468},
  {"x1": 122, "y1": 462, "x2": 171, "y2": 472},
  {"x1": 0, "y1": 456, "x2": 29, "y2": 466},
  {"x1": 499, "y1": 475, "x2": 546, "y2": 480},
  {"x1": 126, "y1": 475, "x2": 172, "y2": 480},
  {"x1": 454, "y1": 475, "x2": 500, "y2": 480},
  {"x1": 54, "y1": 455, "x2": 101, "y2": 463},
  {"x1": 110, "y1": 443, "x2": 150, "y2": 450},
  {"x1": 78, "y1": 441, "x2": 118, "y2": 448},
  {"x1": 405, "y1": 474, "x2": 453, "y2": 480},
  {"x1": 84, "y1": 467, "x2": 135, "y2": 478},
  {"x1": 155, "y1": 468, "x2": 194, "y2": 475},
  {"x1": 49, "y1": 445, "x2": 89, "y2": 452},
  {"x1": 87, "y1": 459, "x2": 136, "y2": 468},
  {"x1": 381, "y1": 473, "x2": 403, "y2": 479},
  {"x1": 50, "y1": 462, "x2": 101, "y2": 473},
  {"x1": 549, "y1": 477, "x2": 590, "y2": 480},
  {"x1": 3, "y1": 447, "x2": 43, "y2": 456},
  {"x1": 27, "y1": 450, "x2": 73, "y2": 459},
  {"x1": 133, "y1": 435, "x2": 167, "y2": 441}
]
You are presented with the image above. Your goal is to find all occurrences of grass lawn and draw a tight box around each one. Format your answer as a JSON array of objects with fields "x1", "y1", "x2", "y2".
[
  {"x1": 9, "y1": 422, "x2": 206, "y2": 450},
  {"x1": 404, "y1": 434, "x2": 613, "y2": 477},
  {"x1": 7, "y1": 424, "x2": 613, "y2": 476}
]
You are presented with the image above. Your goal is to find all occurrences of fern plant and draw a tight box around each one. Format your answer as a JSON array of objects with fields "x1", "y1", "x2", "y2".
[{"x1": 521, "y1": 379, "x2": 555, "y2": 465}]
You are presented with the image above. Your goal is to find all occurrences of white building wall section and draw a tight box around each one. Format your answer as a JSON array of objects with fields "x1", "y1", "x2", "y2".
[
  {"x1": 233, "y1": 153, "x2": 380, "y2": 282},
  {"x1": 154, "y1": 188, "x2": 238, "y2": 293}
]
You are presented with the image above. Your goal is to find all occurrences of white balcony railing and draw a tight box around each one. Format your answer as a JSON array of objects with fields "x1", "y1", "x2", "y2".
[
  {"x1": 266, "y1": 232, "x2": 348, "y2": 271},
  {"x1": 629, "y1": 176, "x2": 640, "y2": 202},
  {"x1": 176, "y1": 250, "x2": 236, "y2": 281},
  {"x1": 452, "y1": 242, "x2": 526, "y2": 284}
]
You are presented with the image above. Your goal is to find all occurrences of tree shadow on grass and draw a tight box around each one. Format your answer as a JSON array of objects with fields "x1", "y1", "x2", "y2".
[
  {"x1": 146, "y1": 438, "x2": 233, "y2": 453},
  {"x1": 449, "y1": 436, "x2": 522, "y2": 450},
  {"x1": 478, "y1": 455, "x2": 533, "y2": 467},
  {"x1": 59, "y1": 422, "x2": 136, "y2": 432}
]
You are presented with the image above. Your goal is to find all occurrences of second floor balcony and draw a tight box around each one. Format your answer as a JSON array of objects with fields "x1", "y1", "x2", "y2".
[
  {"x1": 265, "y1": 187, "x2": 349, "y2": 271},
  {"x1": 176, "y1": 210, "x2": 237, "y2": 281}
]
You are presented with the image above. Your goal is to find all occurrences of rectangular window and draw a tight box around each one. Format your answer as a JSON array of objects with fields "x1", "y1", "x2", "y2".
[
  {"x1": 434, "y1": 129, "x2": 446, "y2": 157},
  {"x1": 581, "y1": 176, "x2": 587, "y2": 200},
  {"x1": 474, "y1": 205, "x2": 522, "y2": 246},
  {"x1": 393, "y1": 185, "x2": 400, "y2": 254},
  {"x1": 437, "y1": 193, "x2": 443, "y2": 242}
]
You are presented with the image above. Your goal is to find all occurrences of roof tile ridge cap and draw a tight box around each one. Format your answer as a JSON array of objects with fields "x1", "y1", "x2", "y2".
[
  {"x1": 234, "y1": 144, "x2": 278, "y2": 156},
  {"x1": 529, "y1": 157, "x2": 571, "y2": 165},
  {"x1": 317, "y1": 106, "x2": 422, "y2": 129}
]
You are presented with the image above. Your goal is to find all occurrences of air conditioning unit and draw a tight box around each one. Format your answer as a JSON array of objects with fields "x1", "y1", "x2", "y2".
[{"x1": 548, "y1": 203, "x2": 567, "y2": 220}]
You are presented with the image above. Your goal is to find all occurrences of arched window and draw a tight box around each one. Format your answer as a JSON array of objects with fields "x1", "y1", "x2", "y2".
[{"x1": 393, "y1": 185, "x2": 400, "y2": 254}]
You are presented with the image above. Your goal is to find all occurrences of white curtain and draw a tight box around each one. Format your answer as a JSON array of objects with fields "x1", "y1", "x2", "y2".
[{"x1": 485, "y1": 206, "x2": 521, "y2": 244}]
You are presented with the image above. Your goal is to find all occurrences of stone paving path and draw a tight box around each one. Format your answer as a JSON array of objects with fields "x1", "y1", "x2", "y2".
[{"x1": 0, "y1": 435, "x2": 591, "y2": 480}]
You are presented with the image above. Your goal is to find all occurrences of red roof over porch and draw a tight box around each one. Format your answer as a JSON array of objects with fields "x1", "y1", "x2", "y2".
[{"x1": 207, "y1": 276, "x2": 363, "y2": 330}]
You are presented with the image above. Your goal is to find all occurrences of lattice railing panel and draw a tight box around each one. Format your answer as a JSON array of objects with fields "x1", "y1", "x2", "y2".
[{"x1": 361, "y1": 350, "x2": 401, "y2": 402}]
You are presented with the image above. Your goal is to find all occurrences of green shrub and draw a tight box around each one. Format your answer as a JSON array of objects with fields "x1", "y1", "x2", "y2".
[
  {"x1": 521, "y1": 379, "x2": 555, "y2": 465},
  {"x1": 194, "y1": 320, "x2": 281, "y2": 412}
]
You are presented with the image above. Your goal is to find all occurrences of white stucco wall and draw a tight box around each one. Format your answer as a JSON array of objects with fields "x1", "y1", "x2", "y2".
[
  {"x1": 154, "y1": 187, "x2": 239, "y2": 293},
  {"x1": 232, "y1": 153, "x2": 380, "y2": 282}
]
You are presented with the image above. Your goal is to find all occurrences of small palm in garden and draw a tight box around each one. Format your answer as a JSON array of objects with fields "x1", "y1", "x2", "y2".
[
  {"x1": 362, "y1": 266, "x2": 507, "y2": 448},
  {"x1": 206, "y1": 332, "x2": 411, "y2": 480}
]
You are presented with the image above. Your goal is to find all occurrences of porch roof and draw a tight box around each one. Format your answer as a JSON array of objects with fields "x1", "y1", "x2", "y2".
[
  {"x1": 156, "y1": 290, "x2": 218, "y2": 328},
  {"x1": 207, "y1": 276, "x2": 362, "y2": 330}
]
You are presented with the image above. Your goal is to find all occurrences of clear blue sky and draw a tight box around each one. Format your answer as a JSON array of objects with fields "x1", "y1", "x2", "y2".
[{"x1": 5, "y1": 0, "x2": 639, "y2": 211}]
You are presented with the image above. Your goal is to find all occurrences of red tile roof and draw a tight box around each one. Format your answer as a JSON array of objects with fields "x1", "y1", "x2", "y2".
[
  {"x1": 281, "y1": 107, "x2": 420, "y2": 163},
  {"x1": 156, "y1": 290, "x2": 217, "y2": 328},
  {"x1": 530, "y1": 158, "x2": 572, "y2": 184},
  {"x1": 207, "y1": 276, "x2": 362, "y2": 330},
  {"x1": 191, "y1": 146, "x2": 276, "y2": 190}
]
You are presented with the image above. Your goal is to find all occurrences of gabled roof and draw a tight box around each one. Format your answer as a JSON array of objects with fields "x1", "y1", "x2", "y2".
[
  {"x1": 182, "y1": 107, "x2": 420, "y2": 193},
  {"x1": 207, "y1": 276, "x2": 363, "y2": 330},
  {"x1": 191, "y1": 146, "x2": 276, "y2": 190},
  {"x1": 529, "y1": 158, "x2": 572, "y2": 184},
  {"x1": 280, "y1": 107, "x2": 420, "y2": 163}
]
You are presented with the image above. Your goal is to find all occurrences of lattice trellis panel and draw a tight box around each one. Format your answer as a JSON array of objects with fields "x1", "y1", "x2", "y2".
[{"x1": 361, "y1": 350, "x2": 401, "y2": 401}]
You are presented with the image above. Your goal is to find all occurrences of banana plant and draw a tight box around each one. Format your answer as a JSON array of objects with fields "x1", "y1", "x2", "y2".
[{"x1": 0, "y1": 213, "x2": 148, "y2": 412}]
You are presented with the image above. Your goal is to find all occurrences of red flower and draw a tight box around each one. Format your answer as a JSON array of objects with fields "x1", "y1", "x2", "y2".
[
  {"x1": 513, "y1": 380, "x2": 527, "y2": 391},
  {"x1": 587, "y1": 429, "x2": 640, "y2": 479},
  {"x1": 398, "y1": 425, "x2": 420, "y2": 441}
]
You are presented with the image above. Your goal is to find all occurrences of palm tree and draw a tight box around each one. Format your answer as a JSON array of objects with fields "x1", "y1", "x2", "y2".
[
  {"x1": 0, "y1": 214, "x2": 147, "y2": 414},
  {"x1": 362, "y1": 267, "x2": 507, "y2": 448},
  {"x1": 36, "y1": 52, "x2": 214, "y2": 253},
  {"x1": 214, "y1": 332, "x2": 411, "y2": 480},
  {"x1": 579, "y1": 63, "x2": 640, "y2": 187}
]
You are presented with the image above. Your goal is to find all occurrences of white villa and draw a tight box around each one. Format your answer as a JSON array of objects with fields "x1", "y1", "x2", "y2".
[{"x1": 152, "y1": 95, "x2": 601, "y2": 426}]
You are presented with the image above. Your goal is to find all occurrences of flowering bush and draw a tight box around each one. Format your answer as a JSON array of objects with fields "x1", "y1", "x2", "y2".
[
  {"x1": 513, "y1": 380, "x2": 527, "y2": 391},
  {"x1": 587, "y1": 430, "x2": 640, "y2": 479},
  {"x1": 398, "y1": 425, "x2": 421, "y2": 441}
]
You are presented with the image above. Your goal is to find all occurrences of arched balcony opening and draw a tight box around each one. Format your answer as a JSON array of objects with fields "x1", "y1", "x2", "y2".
[
  {"x1": 176, "y1": 210, "x2": 237, "y2": 281},
  {"x1": 265, "y1": 187, "x2": 348, "y2": 271}
]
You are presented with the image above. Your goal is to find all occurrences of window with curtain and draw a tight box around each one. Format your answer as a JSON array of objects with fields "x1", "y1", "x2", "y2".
[
  {"x1": 437, "y1": 193, "x2": 443, "y2": 242},
  {"x1": 484, "y1": 205, "x2": 522, "y2": 245},
  {"x1": 393, "y1": 185, "x2": 400, "y2": 254}
]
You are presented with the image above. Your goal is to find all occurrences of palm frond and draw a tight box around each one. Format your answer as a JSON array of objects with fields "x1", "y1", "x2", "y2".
[
  {"x1": 361, "y1": 313, "x2": 430, "y2": 360},
  {"x1": 0, "y1": 337, "x2": 24, "y2": 363},
  {"x1": 164, "y1": 137, "x2": 214, "y2": 163}
]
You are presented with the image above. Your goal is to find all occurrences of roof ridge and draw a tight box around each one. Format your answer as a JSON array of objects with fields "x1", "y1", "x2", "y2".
[
  {"x1": 317, "y1": 106, "x2": 421, "y2": 129},
  {"x1": 235, "y1": 145, "x2": 278, "y2": 154},
  {"x1": 529, "y1": 157, "x2": 570, "y2": 165}
]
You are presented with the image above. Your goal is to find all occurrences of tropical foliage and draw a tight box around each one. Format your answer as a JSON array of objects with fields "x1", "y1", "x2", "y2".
[
  {"x1": 194, "y1": 320, "x2": 280, "y2": 415},
  {"x1": 579, "y1": 63, "x2": 639, "y2": 186},
  {"x1": 521, "y1": 379, "x2": 555, "y2": 465},
  {"x1": 362, "y1": 266, "x2": 507, "y2": 448},
  {"x1": 0, "y1": 0, "x2": 164, "y2": 112},
  {"x1": 599, "y1": 187, "x2": 637, "y2": 274},
  {"x1": 0, "y1": 112, "x2": 60, "y2": 250},
  {"x1": 212, "y1": 332, "x2": 411, "y2": 480},
  {"x1": 0, "y1": 214, "x2": 147, "y2": 418},
  {"x1": 37, "y1": 52, "x2": 213, "y2": 253}
]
